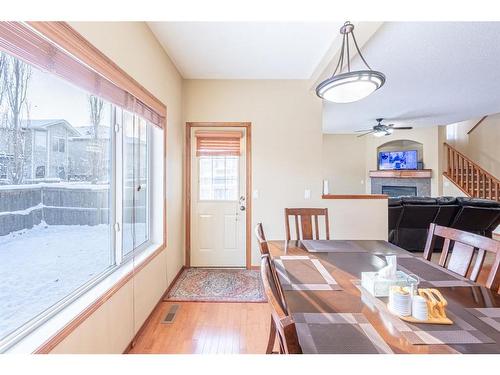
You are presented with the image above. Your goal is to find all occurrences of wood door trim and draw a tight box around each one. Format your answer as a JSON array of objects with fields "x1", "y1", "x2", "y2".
[{"x1": 185, "y1": 122, "x2": 252, "y2": 269}]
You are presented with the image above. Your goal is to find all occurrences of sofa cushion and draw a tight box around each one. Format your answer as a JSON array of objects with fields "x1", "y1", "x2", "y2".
[
  {"x1": 456, "y1": 197, "x2": 500, "y2": 208},
  {"x1": 401, "y1": 197, "x2": 437, "y2": 205},
  {"x1": 436, "y1": 196, "x2": 458, "y2": 205},
  {"x1": 388, "y1": 198, "x2": 402, "y2": 207}
]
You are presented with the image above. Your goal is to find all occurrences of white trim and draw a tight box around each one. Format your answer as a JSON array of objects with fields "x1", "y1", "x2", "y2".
[{"x1": 114, "y1": 107, "x2": 123, "y2": 266}]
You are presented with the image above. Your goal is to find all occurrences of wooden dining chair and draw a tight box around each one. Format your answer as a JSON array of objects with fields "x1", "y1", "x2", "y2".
[
  {"x1": 260, "y1": 256, "x2": 302, "y2": 354},
  {"x1": 284, "y1": 208, "x2": 330, "y2": 241},
  {"x1": 255, "y1": 222, "x2": 270, "y2": 256},
  {"x1": 254, "y1": 223, "x2": 288, "y2": 334},
  {"x1": 423, "y1": 223, "x2": 500, "y2": 292}
]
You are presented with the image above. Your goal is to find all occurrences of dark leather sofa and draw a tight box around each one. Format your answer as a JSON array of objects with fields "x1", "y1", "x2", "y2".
[{"x1": 388, "y1": 196, "x2": 500, "y2": 252}]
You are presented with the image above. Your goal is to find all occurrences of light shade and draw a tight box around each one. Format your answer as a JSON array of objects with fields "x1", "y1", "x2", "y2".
[{"x1": 316, "y1": 70, "x2": 385, "y2": 103}]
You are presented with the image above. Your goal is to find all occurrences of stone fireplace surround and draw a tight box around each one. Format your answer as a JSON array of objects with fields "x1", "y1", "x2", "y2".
[{"x1": 371, "y1": 177, "x2": 431, "y2": 197}]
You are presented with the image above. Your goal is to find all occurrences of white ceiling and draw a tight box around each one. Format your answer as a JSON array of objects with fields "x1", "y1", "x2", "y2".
[
  {"x1": 148, "y1": 22, "x2": 342, "y2": 79},
  {"x1": 323, "y1": 22, "x2": 500, "y2": 133}
]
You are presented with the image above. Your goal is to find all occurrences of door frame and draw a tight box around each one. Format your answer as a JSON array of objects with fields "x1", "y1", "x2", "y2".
[{"x1": 185, "y1": 122, "x2": 252, "y2": 269}]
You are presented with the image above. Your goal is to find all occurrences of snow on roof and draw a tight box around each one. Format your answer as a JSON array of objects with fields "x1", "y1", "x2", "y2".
[
  {"x1": 21, "y1": 119, "x2": 80, "y2": 136},
  {"x1": 69, "y1": 125, "x2": 112, "y2": 140}
]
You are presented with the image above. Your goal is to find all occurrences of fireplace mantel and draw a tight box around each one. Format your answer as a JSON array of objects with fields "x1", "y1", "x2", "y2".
[{"x1": 369, "y1": 169, "x2": 432, "y2": 179}]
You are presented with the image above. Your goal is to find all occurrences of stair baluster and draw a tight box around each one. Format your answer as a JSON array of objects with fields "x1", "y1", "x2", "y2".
[{"x1": 443, "y1": 143, "x2": 500, "y2": 202}]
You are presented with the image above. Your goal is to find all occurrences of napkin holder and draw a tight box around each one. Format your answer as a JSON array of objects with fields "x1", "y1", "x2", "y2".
[{"x1": 361, "y1": 271, "x2": 410, "y2": 297}]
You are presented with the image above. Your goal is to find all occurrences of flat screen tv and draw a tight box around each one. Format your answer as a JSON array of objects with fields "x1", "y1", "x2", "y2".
[{"x1": 379, "y1": 150, "x2": 418, "y2": 170}]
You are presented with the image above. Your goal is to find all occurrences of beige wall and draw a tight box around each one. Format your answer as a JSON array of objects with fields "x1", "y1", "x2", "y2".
[
  {"x1": 445, "y1": 114, "x2": 500, "y2": 178},
  {"x1": 323, "y1": 126, "x2": 443, "y2": 197},
  {"x1": 322, "y1": 134, "x2": 366, "y2": 194},
  {"x1": 442, "y1": 175, "x2": 468, "y2": 197},
  {"x1": 48, "y1": 22, "x2": 184, "y2": 353},
  {"x1": 183, "y1": 80, "x2": 388, "y2": 266}
]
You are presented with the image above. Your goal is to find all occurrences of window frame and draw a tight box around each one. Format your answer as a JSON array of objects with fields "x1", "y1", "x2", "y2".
[
  {"x1": 51, "y1": 136, "x2": 65, "y2": 153},
  {"x1": 0, "y1": 21, "x2": 166, "y2": 354},
  {"x1": 0, "y1": 103, "x2": 155, "y2": 353}
]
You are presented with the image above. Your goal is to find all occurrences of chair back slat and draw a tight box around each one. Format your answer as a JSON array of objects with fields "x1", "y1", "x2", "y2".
[
  {"x1": 260, "y1": 257, "x2": 302, "y2": 354},
  {"x1": 424, "y1": 223, "x2": 500, "y2": 292},
  {"x1": 445, "y1": 242, "x2": 475, "y2": 277},
  {"x1": 470, "y1": 249, "x2": 487, "y2": 282},
  {"x1": 301, "y1": 214, "x2": 313, "y2": 239},
  {"x1": 284, "y1": 208, "x2": 330, "y2": 241},
  {"x1": 314, "y1": 215, "x2": 320, "y2": 239}
]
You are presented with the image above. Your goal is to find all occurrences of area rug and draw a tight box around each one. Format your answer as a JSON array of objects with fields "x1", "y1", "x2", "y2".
[{"x1": 165, "y1": 268, "x2": 266, "y2": 303}]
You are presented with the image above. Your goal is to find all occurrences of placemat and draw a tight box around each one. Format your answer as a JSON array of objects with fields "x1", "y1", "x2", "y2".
[
  {"x1": 274, "y1": 255, "x2": 342, "y2": 291},
  {"x1": 396, "y1": 257, "x2": 475, "y2": 287},
  {"x1": 467, "y1": 308, "x2": 500, "y2": 332},
  {"x1": 355, "y1": 283, "x2": 494, "y2": 345},
  {"x1": 293, "y1": 312, "x2": 393, "y2": 354},
  {"x1": 301, "y1": 240, "x2": 368, "y2": 253}
]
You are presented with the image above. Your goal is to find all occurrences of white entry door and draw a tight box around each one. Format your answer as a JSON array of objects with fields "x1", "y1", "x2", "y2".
[{"x1": 190, "y1": 128, "x2": 246, "y2": 267}]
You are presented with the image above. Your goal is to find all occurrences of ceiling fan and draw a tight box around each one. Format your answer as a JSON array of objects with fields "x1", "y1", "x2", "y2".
[{"x1": 355, "y1": 118, "x2": 413, "y2": 137}]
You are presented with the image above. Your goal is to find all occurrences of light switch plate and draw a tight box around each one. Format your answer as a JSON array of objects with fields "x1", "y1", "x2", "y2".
[
  {"x1": 304, "y1": 189, "x2": 311, "y2": 199},
  {"x1": 253, "y1": 190, "x2": 259, "y2": 199}
]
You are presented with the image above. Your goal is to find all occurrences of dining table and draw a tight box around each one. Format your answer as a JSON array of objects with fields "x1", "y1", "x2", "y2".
[{"x1": 267, "y1": 239, "x2": 500, "y2": 354}]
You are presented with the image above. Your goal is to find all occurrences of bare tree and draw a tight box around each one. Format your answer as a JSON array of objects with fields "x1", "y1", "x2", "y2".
[
  {"x1": 4, "y1": 56, "x2": 31, "y2": 184},
  {"x1": 88, "y1": 95, "x2": 104, "y2": 183},
  {"x1": 0, "y1": 52, "x2": 6, "y2": 105}
]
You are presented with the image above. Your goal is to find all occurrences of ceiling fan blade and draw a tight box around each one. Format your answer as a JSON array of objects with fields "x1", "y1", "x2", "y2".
[
  {"x1": 357, "y1": 131, "x2": 375, "y2": 138},
  {"x1": 392, "y1": 127, "x2": 413, "y2": 130},
  {"x1": 355, "y1": 129, "x2": 374, "y2": 132}
]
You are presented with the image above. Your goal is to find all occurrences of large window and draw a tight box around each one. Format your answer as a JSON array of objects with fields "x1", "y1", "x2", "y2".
[{"x1": 0, "y1": 47, "x2": 153, "y2": 347}]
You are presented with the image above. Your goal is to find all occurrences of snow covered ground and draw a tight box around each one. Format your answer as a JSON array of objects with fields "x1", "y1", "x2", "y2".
[{"x1": 0, "y1": 223, "x2": 111, "y2": 339}]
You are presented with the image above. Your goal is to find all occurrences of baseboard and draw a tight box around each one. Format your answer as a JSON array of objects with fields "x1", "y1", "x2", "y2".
[
  {"x1": 163, "y1": 266, "x2": 187, "y2": 300},
  {"x1": 124, "y1": 265, "x2": 186, "y2": 354}
]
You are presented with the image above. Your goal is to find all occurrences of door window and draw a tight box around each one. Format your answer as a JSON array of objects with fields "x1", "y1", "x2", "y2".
[{"x1": 199, "y1": 156, "x2": 238, "y2": 201}]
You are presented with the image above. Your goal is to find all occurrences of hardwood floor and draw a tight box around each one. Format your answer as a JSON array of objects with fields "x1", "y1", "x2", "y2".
[
  {"x1": 127, "y1": 302, "x2": 271, "y2": 354},
  {"x1": 129, "y1": 250, "x2": 498, "y2": 354}
]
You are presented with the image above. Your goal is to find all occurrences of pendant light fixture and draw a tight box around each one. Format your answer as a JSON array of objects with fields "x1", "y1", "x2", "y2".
[{"x1": 316, "y1": 22, "x2": 385, "y2": 103}]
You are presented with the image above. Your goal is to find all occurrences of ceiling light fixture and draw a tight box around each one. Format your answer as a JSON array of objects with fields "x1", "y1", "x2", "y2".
[{"x1": 316, "y1": 22, "x2": 385, "y2": 103}]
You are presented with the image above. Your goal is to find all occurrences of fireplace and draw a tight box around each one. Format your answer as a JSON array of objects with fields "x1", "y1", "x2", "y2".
[{"x1": 382, "y1": 185, "x2": 417, "y2": 197}]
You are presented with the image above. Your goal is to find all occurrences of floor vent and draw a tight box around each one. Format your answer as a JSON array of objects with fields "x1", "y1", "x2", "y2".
[{"x1": 161, "y1": 304, "x2": 180, "y2": 324}]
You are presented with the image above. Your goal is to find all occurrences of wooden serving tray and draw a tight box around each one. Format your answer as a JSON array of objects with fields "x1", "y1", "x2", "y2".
[{"x1": 399, "y1": 315, "x2": 453, "y2": 325}]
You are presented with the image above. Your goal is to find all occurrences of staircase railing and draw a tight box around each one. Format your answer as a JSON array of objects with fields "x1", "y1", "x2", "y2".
[{"x1": 444, "y1": 143, "x2": 500, "y2": 201}]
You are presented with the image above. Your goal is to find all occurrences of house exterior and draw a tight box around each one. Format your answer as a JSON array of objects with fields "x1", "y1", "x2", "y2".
[
  {"x1": 0, "y1": 119, "x2": 79, "y2": 183},
  {"x1": 24, "y1": 119, "x2": 81, "y2": 182},
  {"x1": 0, "y1": 119, "x2": 115, "y2": 184}
]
